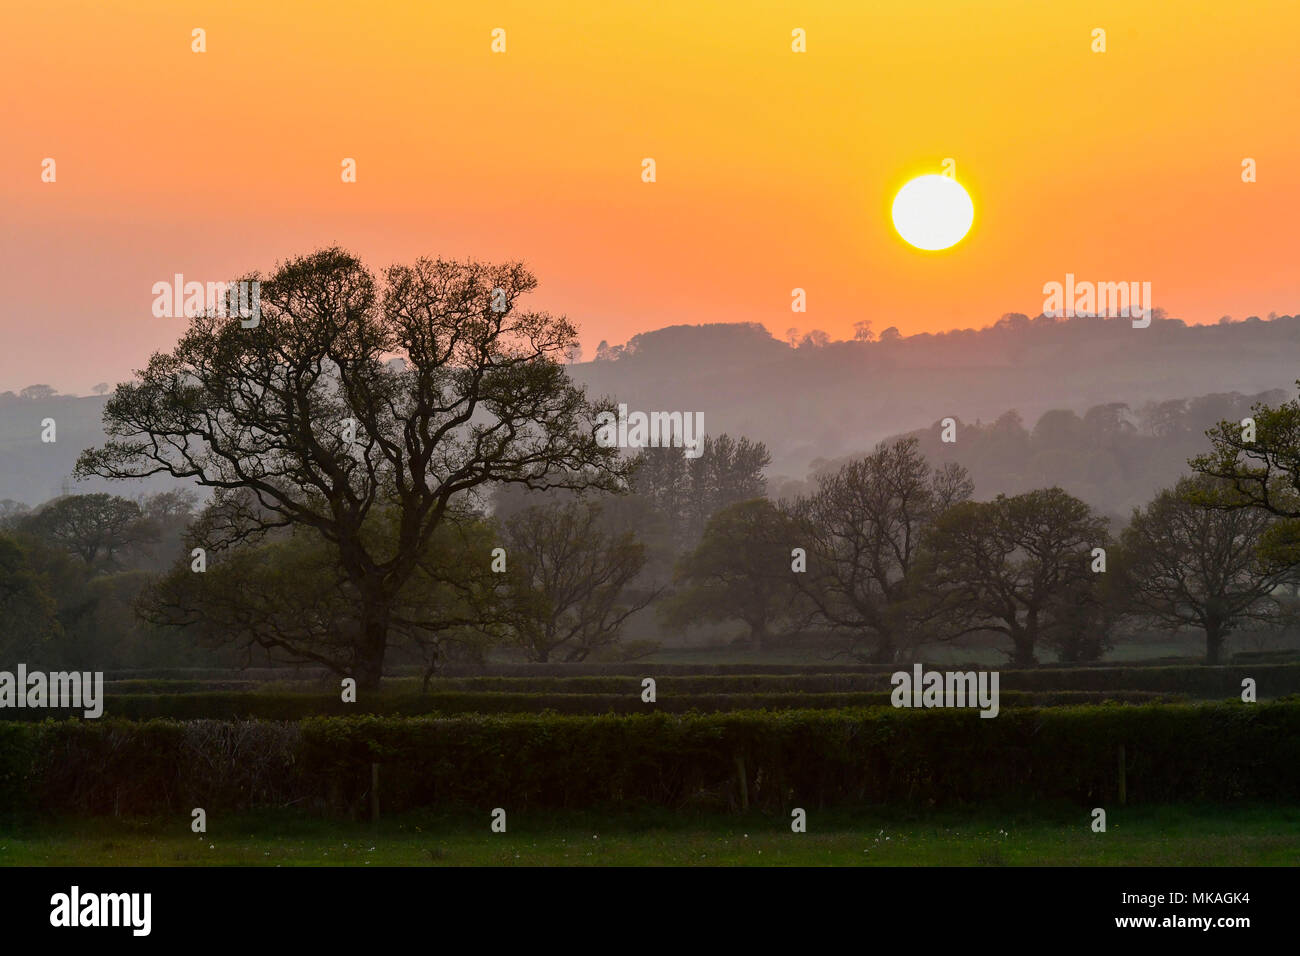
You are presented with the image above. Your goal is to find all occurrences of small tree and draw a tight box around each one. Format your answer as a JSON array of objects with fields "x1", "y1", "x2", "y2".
[
  {"x1": 923, "y1": 488, "x2": 1108, "y2": 666},
  {"x1": 792, "y1": 437, "x2": 972, "y2": 662},
  {"x1": 630, "y1": 433, "x2": 769, "y2": 550},
  {"x1": 1116, "y1": 477, "x2": 1300, "y2": 664},
  {"x1": 660, "y1": 498, "x2": 799, "y2": 649},
  {"x1": 499, "y1": 499, "x2": 658, "y2": 662},
  {"x1": 20, "y1": 493, "x2": 154, "y2": 567}
]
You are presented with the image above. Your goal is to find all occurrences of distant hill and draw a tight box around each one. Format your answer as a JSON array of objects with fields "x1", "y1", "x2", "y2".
[
  {"x1": 0, "y1": 393, "x2": 184, "y2": 507},
  {"x1": 574, "y1": 314, "x2": 1300, "y2": 491},
  {"x1": 885, "y1": 390, "x2": 1285, "y2": 518},
  {"x1": 3, "y1": 312, "x2": 1298, "y2": 513}
]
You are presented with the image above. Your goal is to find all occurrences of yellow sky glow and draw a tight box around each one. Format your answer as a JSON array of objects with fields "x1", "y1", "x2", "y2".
[{"x1": 2, "y1": 0, "x2": 1298, "y2": 389}]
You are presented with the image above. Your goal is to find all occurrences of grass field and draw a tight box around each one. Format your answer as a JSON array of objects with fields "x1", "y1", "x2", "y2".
[{"x1": 3, "y1": 805, "x2": 1297, "y2": 866}]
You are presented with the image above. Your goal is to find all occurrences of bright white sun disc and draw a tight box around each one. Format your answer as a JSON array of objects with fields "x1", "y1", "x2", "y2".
[{"x1": 891, "y1": 175, "x2": 974, "y2": 251}]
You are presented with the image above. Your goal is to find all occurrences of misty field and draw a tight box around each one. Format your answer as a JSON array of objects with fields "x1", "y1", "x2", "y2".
[{"x1": 3, "y1": 806, "x2": 1297, "y2": 867}]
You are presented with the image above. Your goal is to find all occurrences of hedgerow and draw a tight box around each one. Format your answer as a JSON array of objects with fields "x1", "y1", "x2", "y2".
[
  {"x1": 93, "y1": 662, "x2": 1300, "y2": 699},
  {"x1": 0, "y1": 689, "x2": 1182, "y2": 721},
  {"x1": 0, "y1": 701, "x2": 1295, "y2": 816}
]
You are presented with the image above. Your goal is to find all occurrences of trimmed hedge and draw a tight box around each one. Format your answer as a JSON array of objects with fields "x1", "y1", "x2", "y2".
[
  {"x1": 1, "y1": 701, "x2": 1297, "y2": 816},
  {"x1": 94, "y1": 663, "x2": 1300, "y2": 699},
  {"x1": 994, "y1": 663, "x2": 1299, "y2": 696},
  {"x1": 0, "y1": 689, "x2": 1184, "y2": 721}
]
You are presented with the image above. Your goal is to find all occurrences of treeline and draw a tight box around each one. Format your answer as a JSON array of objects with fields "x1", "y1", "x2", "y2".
[
  {"x1": 0, "y1": 490, "x2": 233, "y2": 670},
  {"x1": 6, "y1": 417, "x2": 1300, "y2": 674},
  {"x1": 896, "y1": 390, "x2": 1289, "y2": 516},
  {"x1": 0, "y1": 689, "x2": 1187, "y2": 721},
  {"x1": 667, "y1": 434, "x2": 1300, "y2": 666},
  {"x1": 5, "y1": 248, "x2": 1300, "y2": 681},
  {"x1": 0, "y1": 435, "x2": 772, "y2": 678}
]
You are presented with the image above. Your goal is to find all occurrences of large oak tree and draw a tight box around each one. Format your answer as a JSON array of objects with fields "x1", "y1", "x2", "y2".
[{"x1": 77, "y1": 248, "x2": 626, "y2": 689}]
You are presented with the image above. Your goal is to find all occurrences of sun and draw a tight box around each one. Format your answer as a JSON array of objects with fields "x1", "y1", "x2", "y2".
[{"x1": 891, "y1": 174, "x2": 974, "y2": 251}]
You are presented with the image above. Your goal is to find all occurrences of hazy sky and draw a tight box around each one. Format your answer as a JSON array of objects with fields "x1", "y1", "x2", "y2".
[{"x1": 4, "y1": 0, "x2": 1297, "y2": 393}]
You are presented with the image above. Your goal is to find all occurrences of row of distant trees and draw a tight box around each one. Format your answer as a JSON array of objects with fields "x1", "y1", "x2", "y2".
[
  {"x1": 592, "y1": 311, "x2": 1295, "y2": 365},
  {"x1": 7, "y1": 422, "x2": 1295, "y2": 676},
  {"x1": 0, "y1": 384, "x2": 110, "y2": 403},
  {"x1": 664, "y1": 435, "x2": 1300, "y2": 666},
  {"x1": 0, "y1": 490, "x2": 203, "y2": 670},
  {"x1": 596, "y1": 321, "x2": 897, "y2": 359},
  {"x1": 887, "y1": 391, "x2": 1290, "y2": 517}
]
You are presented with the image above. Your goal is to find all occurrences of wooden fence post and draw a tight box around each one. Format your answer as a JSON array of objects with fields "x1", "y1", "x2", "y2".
[{"x1": 1117, "y1": 744, "x2": 1127, "y2": 806}]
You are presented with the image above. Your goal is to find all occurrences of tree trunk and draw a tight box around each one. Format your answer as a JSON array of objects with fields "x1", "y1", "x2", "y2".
[
  {"x1": 1015, "y1": 612, "x2": 1041, "y2": 667},
  {"x1": 1011, "y1": 624, "x2": 1037, "y2": 667},
  {"x1": 421, "y1": 654, "x2": 438, "y2": 695},
  {"x1": 1205, "y1": 620, "x2": 1224, "y2": 665},
  {"x1": 354, "y1": 611, "x2": 390, "y2": 694},
  {"x1": 868, "y1": 633, "x2": 895, "y2": 665}
]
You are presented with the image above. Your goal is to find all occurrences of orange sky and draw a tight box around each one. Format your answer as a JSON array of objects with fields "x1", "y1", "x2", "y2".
[{"x1": 3, "y1": 0, "x2": 1297, "y2": 392}]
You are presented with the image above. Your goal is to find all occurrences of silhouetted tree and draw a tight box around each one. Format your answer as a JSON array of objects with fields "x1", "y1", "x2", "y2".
[
  {"x1": 630, "y1": 434, "x2": 770, "y2": 550},
  {"x1": 1116, "y1": 477, "x2": 1300, "y2": 664},
  {"x1": 76, "y1": 248, "x2": 626, "y2": 690},
  {"x1": 792, "y1": 437, "x2": 972, "y2": 663},
  {"x1": 132, "y1": 489, "x2": 200, "y2": 570},
  {"x1": 660, "y1": 498, "x2": 799, "y2": 649},
  {"x1": 499, "y1": 499, "x2": 658, "y2": 662},
  {"x1": 922, "y1": 488, "x2": 1108, "y2": 665},
  {"x1": 20, "y1": 493, "x2": 154, "y2": 567},
  {"x1": 146, "y1": 494, "x2": 502, "y2": 683}
]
